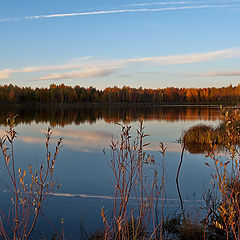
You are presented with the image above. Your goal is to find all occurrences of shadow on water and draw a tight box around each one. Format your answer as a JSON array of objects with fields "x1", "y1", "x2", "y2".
[{"x1": 176, "y1": 140, "x2": 185, "y2": 215}]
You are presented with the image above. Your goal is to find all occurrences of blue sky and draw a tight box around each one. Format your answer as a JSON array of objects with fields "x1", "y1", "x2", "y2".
[{"x1": 1, "y1": 0, "x2": 240, "y2": 89}]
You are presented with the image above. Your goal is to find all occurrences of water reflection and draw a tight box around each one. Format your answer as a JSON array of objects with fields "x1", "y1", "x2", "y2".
[
  {"x1": 0, "y1": 105, "x2": 219, "y2": 126},
  {"x1": 0, "y1": 106, "x2": 220, "y2": 237},
  {"x1": 19, "y1": 128, "x2": 111, "y2": 152}
]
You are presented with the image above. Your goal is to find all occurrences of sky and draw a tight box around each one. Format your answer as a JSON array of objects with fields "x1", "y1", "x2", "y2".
[{"x1": 0, "y1": 0, "x2": 240, "y2": 89}]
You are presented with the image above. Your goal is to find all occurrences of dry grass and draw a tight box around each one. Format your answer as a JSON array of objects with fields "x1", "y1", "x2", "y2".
[{"x1": 0, "y1": 117, "x2": 62, "y2": 240}]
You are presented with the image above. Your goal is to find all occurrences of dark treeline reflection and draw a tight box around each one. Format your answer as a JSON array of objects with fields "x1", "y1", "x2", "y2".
[{"x1": 0, "y1": 105, "x2": 219, "y2": 127}]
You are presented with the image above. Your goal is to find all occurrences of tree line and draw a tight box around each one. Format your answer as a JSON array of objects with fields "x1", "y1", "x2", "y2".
[{"x1": 0, "y1": 83, "x2": 240, "y2": 104}]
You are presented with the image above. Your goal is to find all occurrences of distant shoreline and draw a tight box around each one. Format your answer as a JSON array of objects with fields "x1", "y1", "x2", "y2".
[{"x1": 0, "y1": 84, "x2": 239, "y2": 106}]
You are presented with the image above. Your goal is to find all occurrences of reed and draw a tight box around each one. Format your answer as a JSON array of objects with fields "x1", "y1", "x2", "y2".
[
  {"x1": 101, "y1": 121, "x2": 166, "y2": 240},
  {"x1": 0, "y1": 117, "x2": 62, "y2": 240},
  {"x1": 203, "y1": 106, "x2": 240, "y2": 240}
]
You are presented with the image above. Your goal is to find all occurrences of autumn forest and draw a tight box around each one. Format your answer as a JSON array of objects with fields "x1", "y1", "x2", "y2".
[{"x1": 0, "y1": 84, "x2": 240, "y2": 105}]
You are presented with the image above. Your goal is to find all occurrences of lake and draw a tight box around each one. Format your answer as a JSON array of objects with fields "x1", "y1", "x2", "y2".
[{"x1": 0, "y1": 105, "x2": 220, "y2": 239}]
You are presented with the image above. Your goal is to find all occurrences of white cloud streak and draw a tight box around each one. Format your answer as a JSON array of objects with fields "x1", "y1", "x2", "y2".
[
  {"x1": 24, "y1": 5, "x2": 232, "y2": 19},
  {"x1": 126, "y1": 47, "x2": 240, "y2": 65},
  {"x1": 33, "y1": 67, "x2": 119, "y2": 81},
  {"x1": 22, "y1": 64, "x2": 82, "y2": 73},
  {"x1": 188, "y1": 70, "x2": 240, "y2": 77},
  {"x1": 32, "y1": 47, "x2": 240, "y2": 81},
  {"x1": 0, "y1": 69, "x2": 16, "y2": 80},
  {"x1": 126, "y1": 1, "x2": 190, "y2": 7},
  {"x1": 0, "y1": 4, "x2": 234, "y2": 22},
  {"x1": 1, "y1": 47, "x2": 240, "y2": 81},
  {"x1": 126, "y1": 0, "x2": 240, "y2": 7},
  {"x1": 22, "y1": 56, "x2": 93, "y2": 73}
]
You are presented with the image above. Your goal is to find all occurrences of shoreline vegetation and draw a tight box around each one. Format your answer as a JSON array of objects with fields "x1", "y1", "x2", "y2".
[
  {"x1": 0, "y1": 83, "x2": 240, "y2": 105},
  {"x1": 79, "y1": 106, "x2": 240, "y2": 239},
  {"x1": 99, "y1": 106, "x2": 240, "y2": 240}
]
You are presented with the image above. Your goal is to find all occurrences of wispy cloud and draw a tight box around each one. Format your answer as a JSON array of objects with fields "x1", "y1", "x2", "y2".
[
  {"x1": 116, "y1": 74, "x2": 132, "y2": 78},
  {"x1": 0, "y1": 69, "x2": 16, "y2": 80},
  {"x1": 187, "y1": 70, "x2": 240, "y2": 77},
  {"x1": 22, "y1": 5, "x2": 236, "y2": 19},
  {"x1": 125, "y1": 1, "x2": 190, "y2": 7},
  {"x1": 0, "y1": 4, "x2": 234, "y2": 22},
  {"x1": 33, "y1": 67, "x2": 120, "y2": 81},
  {"x1": 0, "y1": 58, "x2": 122, "y2": 81},
  {"x1": 1, "y1": 47, "x2": 240, "y2": 81},
  {"x1": 126, "y1": 0, "x2": 240, "y2": 7},
  {"x1": 31, "y1": 47, "x2": 240, "y2": 81},
  {"x1": 126, "y1": 47, "x2": 240, "y2": 65},
  {"x1": 22, "y1": 56, "x2": 93, "y2": 73}
]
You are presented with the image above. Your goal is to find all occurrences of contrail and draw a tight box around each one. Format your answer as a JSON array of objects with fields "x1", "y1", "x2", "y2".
[
  {"x1": 0, "y1": 4, "x2": 233, "y2": 22},
  {"x1": 24, "y1": 5, "x2": 233, "y2": 19},
  {"x1": 125, "y1": 1, "x2": 190, "y2": 7}
]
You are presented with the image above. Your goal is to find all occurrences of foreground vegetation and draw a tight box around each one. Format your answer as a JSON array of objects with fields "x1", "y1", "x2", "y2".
[
  {"x1": 0, "y1": 106, "x2": 240, "y2": 239},
  {"x1": 98, "y1": 106, "x2": 240, "y2": 239},
  {"x1": 0, "y1": 118, "x2": 62, "y2": 240},
  {"x1": 183, "y1": 106, "x2": 240, "y2": 154}
]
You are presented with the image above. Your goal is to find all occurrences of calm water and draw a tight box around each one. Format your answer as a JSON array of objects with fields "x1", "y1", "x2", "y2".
[{"x1": 0, "y1": 105, "x2": 220, "y2": 238}]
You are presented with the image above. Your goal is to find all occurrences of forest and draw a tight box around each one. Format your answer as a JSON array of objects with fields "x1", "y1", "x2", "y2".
[{"x1": 0, "y1": 83, "x2": 240, "y2": 104}]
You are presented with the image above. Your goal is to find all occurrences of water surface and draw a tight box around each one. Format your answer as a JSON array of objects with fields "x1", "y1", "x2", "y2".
[{"x1": 0, "y1": 105, "x2": 220, "y2": 238}]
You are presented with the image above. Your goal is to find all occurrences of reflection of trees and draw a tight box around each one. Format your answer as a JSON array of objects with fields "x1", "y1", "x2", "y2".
[{"x1": 0, "y1": 105, "x2": 219, "y2": 127}]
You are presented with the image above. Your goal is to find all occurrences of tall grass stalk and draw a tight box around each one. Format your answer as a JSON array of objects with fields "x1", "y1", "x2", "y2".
[
  {"x1": 0, "y1": 117, "x2": 62, "y2": 240},
  {"x1": 204, "y1": 106, "x2": 240, "y2": 240},
  {"x1": 102, "y1": 121, "x2": 166, "y2": 240}
]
